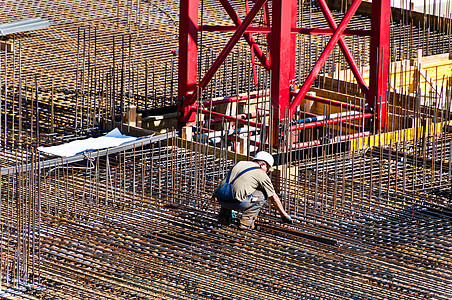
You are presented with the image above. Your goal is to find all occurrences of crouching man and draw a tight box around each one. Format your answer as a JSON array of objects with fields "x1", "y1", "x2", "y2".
[{"x1": 213, "y1": 151, "x2": 293, "y2": 230}]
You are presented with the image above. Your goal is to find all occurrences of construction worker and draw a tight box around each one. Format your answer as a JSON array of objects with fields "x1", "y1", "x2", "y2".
[{"x1": 213, "y1": 151, "x2": 293, "y2": 230}]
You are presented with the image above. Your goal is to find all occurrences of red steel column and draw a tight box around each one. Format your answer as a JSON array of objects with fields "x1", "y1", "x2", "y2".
[
  {"x1": 177, "y1": 0, "x2": 198, "y2": 127},
  {"x1": 368, "y1": 0, "x2": 390, "y2": 130},
  {"x1": 270, "y1": 0, "x2": 297, "y2": 125},
  {"x1": 289, "y1": 0, "x2": 297, "y2": 84}
]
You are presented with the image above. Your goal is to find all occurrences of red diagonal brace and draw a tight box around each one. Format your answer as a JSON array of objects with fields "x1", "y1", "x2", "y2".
[
  {"x1": 288, "y1": 0, "x2": 363, "y2": 119},
  {"x1": 316, "y1": 0, "x2": 368, "y2": 95},
  {"x1": 186, "y1": 0, "x2": 267, "y2": 107},
  {"x1": 218, "y1": 0, "x2": 270, "y2": 70}
]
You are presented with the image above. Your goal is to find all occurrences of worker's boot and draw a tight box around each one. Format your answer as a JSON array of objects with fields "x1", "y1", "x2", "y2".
[
  {"x1": 238, "y1": 214, "x2": 255, "y2": 230},
  {"x1": 217, "y1": 207, "x2": 234, "y2": 226},
  {"x1": 238, "y1": 222, "x2": 255, "y2": 230}
]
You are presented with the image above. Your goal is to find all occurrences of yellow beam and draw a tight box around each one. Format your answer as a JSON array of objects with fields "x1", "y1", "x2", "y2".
[{"x1": 351, "y1": 122, "x2": 443, "y2": 151}]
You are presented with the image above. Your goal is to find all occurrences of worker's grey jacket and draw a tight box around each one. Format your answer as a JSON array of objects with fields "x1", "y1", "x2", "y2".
[{"x1": 216, "y1": 161, "x2": 276, "y2": 202}]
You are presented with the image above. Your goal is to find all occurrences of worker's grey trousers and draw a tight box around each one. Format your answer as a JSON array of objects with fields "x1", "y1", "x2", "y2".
[{"x1": 218, "y1": 191, "x2": 267, "y2": 227}]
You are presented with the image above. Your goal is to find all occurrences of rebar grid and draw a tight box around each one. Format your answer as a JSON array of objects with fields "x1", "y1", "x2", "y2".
[
  {"x1": 0, "y1": 132, "x2": 451, "y2": 299},
  {"x1": 0, "y1": 0, "x2": 452, "y2": 298}
]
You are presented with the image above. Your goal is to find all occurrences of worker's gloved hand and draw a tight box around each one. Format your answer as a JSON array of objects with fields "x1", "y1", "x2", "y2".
[{"x1": 281, "y1": 215, "x2": 293, "y2": 224}]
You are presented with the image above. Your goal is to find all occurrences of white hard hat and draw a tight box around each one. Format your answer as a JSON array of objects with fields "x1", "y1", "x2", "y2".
[{"x1": 253, "y1": 151, "x2": 274, "y2": 171}]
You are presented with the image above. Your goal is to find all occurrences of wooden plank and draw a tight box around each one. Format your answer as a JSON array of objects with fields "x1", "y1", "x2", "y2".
[
  {"x1": 0, "y1": 41, "x2": 13, "y2": 53},
  {"x1": 310, "y1": 87, "x2": 366, "y2": 104}
]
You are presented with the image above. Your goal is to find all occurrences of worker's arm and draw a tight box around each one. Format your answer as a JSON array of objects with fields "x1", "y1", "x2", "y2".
[{"x1": 268, "y1": 194, "x2": 293, "y2": 224}]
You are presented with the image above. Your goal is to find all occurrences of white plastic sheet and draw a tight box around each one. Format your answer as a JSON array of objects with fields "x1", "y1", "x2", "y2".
[{"x1": 37, "y1": 128, "x2": 138, "y2": 157}]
